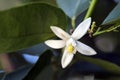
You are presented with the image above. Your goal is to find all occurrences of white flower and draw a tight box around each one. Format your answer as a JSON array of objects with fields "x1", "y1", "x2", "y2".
[{"x1": 45, "y1": 18, "x2": 97, "y2": 68}]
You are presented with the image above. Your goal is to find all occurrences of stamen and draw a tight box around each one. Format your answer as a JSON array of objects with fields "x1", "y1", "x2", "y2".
[{"x1": 67, "y1": 44, "x2": 74, "y2": 53}]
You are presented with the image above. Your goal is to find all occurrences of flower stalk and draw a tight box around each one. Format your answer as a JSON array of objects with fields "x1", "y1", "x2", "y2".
[{"x1": 84, "y1": 0, "x2": 98, "y2": 19}]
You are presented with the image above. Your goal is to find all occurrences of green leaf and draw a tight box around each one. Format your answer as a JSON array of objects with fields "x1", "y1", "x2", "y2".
[
  {"x1": 0, "y1": 0, "x2": 57, "y2": 11},
  {"x1": 0, "y1": 2, "x2": 67, "y2": 53},
  {"x1": 30, "y1": 0, "x2": 57, "y2": 7},
  {"x1": 79, "y1": 55, "x2": 120, "y2": 74},
  {"x1": 0, "y1": 0, "x2": 24, "y2": 11},
  {"x1": 56, "y1": 0, "x2": 90, "y2": 18},
  {"x1": 102, "y1": 2, "x2": 120, "y2": 25}
]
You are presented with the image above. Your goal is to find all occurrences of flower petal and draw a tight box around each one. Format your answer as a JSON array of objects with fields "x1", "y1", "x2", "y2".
[
  {"x1": 61, "y1": 50, "x2": 74, "y2": 68},
  {"x1": 51, "y1": 26, "x2": 70, "y2": 40},
  {"x1": 76, "y1": 41, "x2": 97, "y2": 55},
  {"x1": 45, "y1": 40, "x2": 65, "y2": 49},
  {"x1": 71, "y1": 17, "x2": 91, "y2": 40}
]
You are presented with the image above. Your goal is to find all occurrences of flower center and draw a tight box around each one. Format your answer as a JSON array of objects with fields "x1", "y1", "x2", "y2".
[{"x1": 67, "y1": 44, "x2": 75, "y2": 53}]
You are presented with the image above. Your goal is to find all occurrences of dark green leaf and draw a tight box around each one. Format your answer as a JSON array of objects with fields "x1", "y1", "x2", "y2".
[
  {"x1": 0, "y1": 0, "x2": 25, "y2": 11},
  {"x1": 35, "y1": 65, "x2": 53, "y2": 80},
  {"x1": 0, "y1": 0, "x2": 57, "y2": 11},
  {"x1": 56, "y1": 0, "x2": 90, "y2": 18},
  {"x1": 0, "y1": 2, "x2": 67, "y2": 53},
  {"x1": 23, "y1": 50, "x2": 53, "y2": 80},
  {"x1": 79, "y1": 55, "x2": 120, "y2": 74},
  {"x1": 30, "y1": 0, "x2": 57, "y2": 7},
  {"x1": 102, "y1": 2, "x2": 120, "y2": 25}
]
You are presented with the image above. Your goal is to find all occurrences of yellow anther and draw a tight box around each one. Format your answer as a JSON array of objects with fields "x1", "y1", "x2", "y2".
[{"x1": 67, "y1": 44, "x2": 74, "y2": 53}]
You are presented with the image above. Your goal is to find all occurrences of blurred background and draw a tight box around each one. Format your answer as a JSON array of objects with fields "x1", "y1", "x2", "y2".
[{"x1": 0, "y1": 0, "x2": 120, "y2": 80}]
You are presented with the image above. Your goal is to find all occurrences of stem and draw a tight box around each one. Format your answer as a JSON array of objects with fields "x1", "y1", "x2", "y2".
[
  {"x1": 93, "y1": 30, "x2": 106, "y2": 36},
  {"x1": 93, "y1": 24, "x2": 120, "y2": 36},
  {"x1": 71, "y1": 16, "x2": 76, "y2": 29},
  {"x1": 84, "y1": 0, "x2": 97, "y2": 19}
]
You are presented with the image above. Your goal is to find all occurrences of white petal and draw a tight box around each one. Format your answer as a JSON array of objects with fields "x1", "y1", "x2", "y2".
[
  {"x1": 61, "y1": 50, "x2": 74, "y2": 68},
  {"x1": 76, "y1": 41, "x2": 97, "y2": 55},
  {"x1": 71, "y1": 17, "x2": 91, "y2": 40},
  {"x1": 51, "y1": 26, "x2": 70, "y2": 40},
  {"x1": 45, "y1": 40, "x2": 65, "y2": 49},
  {"x1": 66, "y1": 38, "x2": 76, "y2": 47}
]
